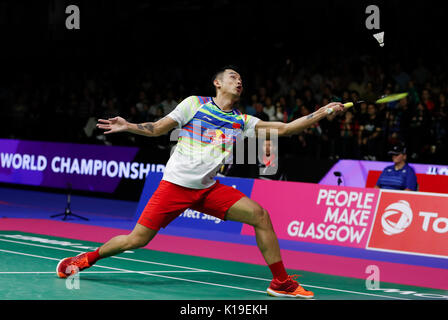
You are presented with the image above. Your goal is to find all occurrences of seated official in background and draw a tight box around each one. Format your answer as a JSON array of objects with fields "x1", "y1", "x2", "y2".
[
  {"x1": 256, "y1": 139, "x2": 286, "y2": 180},
  {"x1": 375, "y1": 144, "x2": 417, "y2": 191}
]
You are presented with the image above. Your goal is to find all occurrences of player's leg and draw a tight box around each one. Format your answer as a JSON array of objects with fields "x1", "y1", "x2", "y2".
[
  {"x1": 56, "y1": 223, "x2": 158, "y2": 278},
  {"x1": 196, "y1": 181, "x2": 314, "y2": 298},
  {"x1": 225, "y1": 196, "x2": 314, "y2": 298},
  {"x1": 194, "y1": 183, "x2": 282, "y2": 267},
  {"x1": 225, "y1": 196, "x2": 281, "y2": 266},
  {"x1": 96, "y1": 223, "x2": 158, "y2": 258},
  {"x1": 56, "y1": 180, "x2": 192, "y2": 278}
]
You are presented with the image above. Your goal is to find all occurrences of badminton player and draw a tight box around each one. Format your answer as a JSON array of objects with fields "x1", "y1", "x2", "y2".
[{"x1": 57, "y1": 66, "x2": 344, "y2": 298}]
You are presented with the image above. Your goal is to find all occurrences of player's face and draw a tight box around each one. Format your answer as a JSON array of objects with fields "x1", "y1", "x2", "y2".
[
  {"x1": 392, "y1": 153, "x2": 405, "y2": 164},
  {"x1": 218, "y1": 70, "x2": 243, "y2": 97},
  {"x1": 263, "y1": 140, "x2": 275, "y2": 156}
]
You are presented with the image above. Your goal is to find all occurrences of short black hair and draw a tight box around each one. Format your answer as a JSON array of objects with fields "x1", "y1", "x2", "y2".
[{"x1": 212, "y1": 65, "x2": 240, "y2": 82}]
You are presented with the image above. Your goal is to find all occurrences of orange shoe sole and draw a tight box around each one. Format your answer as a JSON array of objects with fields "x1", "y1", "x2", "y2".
[{"x1": 267, "y1": 287, "x2": 314, "y2": 299}]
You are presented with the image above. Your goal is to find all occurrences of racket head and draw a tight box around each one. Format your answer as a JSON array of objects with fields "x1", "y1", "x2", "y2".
[{"x1": 375, "y1": 92, "x2": 408, "y2": 104}]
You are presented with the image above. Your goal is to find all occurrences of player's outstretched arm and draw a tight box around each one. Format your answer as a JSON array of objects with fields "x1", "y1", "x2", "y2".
[
  {"x1": 255, "y1": 102, "x2": 344, "y2": 137},
  {"x1": 97, "y1": 116, "x2": 178, "y2": 137}
]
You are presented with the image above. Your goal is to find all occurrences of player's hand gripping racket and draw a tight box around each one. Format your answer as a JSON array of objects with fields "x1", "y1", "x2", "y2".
[{"x1": 326, "y1": 101, "x2": 364, "y2": 114}]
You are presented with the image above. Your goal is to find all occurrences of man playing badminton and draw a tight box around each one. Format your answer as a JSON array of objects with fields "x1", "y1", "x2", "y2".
[{"x1": 57, "y1": 66, "x2": 344, "y2": 298}]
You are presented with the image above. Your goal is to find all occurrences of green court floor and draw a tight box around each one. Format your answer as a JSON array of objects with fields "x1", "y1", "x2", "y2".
[{"x1": 0, "y1": 231, "x2": 446, "y2": 300}]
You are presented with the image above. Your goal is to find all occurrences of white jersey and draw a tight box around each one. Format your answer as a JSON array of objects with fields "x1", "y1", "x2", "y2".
[{"x1": 163, "y1": 95, "x2": 260, "y2": 189}]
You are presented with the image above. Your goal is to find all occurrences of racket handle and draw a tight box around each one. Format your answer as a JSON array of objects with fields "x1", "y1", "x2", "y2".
[{"x1": 327, "y1": 102, "x2": 354, "y2": 114}]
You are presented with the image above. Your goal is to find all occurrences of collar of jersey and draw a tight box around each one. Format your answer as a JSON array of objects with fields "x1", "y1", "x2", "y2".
[{"x1": 211, "y1": 98, "x2": 234, "y2": 114}]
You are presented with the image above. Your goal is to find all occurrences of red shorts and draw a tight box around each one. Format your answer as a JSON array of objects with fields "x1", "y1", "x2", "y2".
[{"x1": 137, "y1": 179, "x2": 246, "y2": 230}]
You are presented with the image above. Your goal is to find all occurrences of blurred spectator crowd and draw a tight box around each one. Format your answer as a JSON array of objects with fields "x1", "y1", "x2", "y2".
[{"x1": 2, "y1": 54, "x2": 448, "y2": 165}]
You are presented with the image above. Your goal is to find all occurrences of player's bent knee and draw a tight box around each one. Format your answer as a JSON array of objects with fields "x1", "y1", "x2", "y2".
[
  {"x1": 261, "y1": 209, "x2": 273, "y2": 228},
  {"x1": 253, "y1": 206, "x2": 271, "y2": 228}
]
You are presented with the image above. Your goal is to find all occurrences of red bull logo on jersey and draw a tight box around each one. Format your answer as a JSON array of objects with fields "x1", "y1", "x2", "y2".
[{"x1": 203, "y1": 129, "x2": 236, "y2": 145}]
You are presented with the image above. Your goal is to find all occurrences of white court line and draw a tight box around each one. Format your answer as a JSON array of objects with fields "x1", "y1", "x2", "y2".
[
  {"x1": 0, "y1": 270, "x2": 207, "y2": 274},
  {"x1": 0, "y1": 249, "x2": 60, "y2": 261},
  {"x1": 0, "y1": 238, "x2": 99, "y2": 254},
  {"x1": 96, "y1": 254, "x2": 413, "y2": 300},
  {"x1": 0, "y1": 249, "x2": 266, "y2": 294},
  {"x1": 0, "y1": 238, "x2": 207, "y2": 271},
  {"x1": 0, "y1": 237, "x2": 410, "y2": 300}
]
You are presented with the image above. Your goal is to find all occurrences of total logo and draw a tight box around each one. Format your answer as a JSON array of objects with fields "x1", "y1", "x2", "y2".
[
  {"x1": 381, "y1": 200, "x2": 448, "y2": 235},
  {"x1": 381, "y1": 200, "x2": 413, "y2": 235}
]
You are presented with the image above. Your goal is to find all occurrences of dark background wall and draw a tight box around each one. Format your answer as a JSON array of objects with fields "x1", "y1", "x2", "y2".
[{"x1": 1, "y1": 1, "x2": 445, "y2": 75}]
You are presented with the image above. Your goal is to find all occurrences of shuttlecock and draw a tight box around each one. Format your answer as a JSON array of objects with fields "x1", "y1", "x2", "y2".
[{"x1": 373, "y1": 31, "x2": 384, "y2": 47}]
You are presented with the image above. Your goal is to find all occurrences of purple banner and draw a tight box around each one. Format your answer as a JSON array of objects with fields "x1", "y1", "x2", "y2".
[
  {"x1": 320, "y1": 159, "x2": 448, "y2": 188},
  {"x1": 0, "y1": 139, "x2": 165, "y2": 193}
]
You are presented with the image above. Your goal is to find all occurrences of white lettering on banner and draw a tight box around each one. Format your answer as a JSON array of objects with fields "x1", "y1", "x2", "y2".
[
  {"x1": 101, "y1": 160, "x2": 107, "y2": 176},
  {"x1": 433, "y1": 218, "x2": 448, "y2": 233},
  {"x1": 139, "y1": 163, "x2": 151, "y2": 180},
  {"x1": 419, "y1": 212, "x2": 448, "y2": 233},
  {"x1": 287, "y1": 220, "x2": 366, "y2": 243},
  {"x1": 130, "y1": 162, "x2": 140, "y2": 179},
  {"x1": 1, "y1": 153, "x2": 47, "y2": 171},
  {"x1": 106, "y1": 161, "x2": 118, "y2": 177},
  {"x1": 23, "y1": 154, "x2": 42, "y2": 170},
  {"x1": 179, "y1": 209, "x2": 222, "y2": 224},
  {"x1": 81, "y1": 159, "x2": 93, "y2": 175},
  {"x1": 52, "y1": 156, "x2": 61, "y2": 172},
  {"x1": 287, "y1": 188, "x2": 376, "y2": 244},
  {"x1": 12, "y1": 154, "x2": 21, "y2": 169},
  {"x1": 119, "y1": 162, "x2": 130, "y2": 178},
  {"x1": 93, "y1": 159, "x2": 102, "y2": 175},
  {"x1": 426, "y1": 166, "x2": 448, "y2": 175},
  {"x1": 70, "y1": 158, "x2": 80, "y2": 174},
  {"x1": 420, "y1": 212, "x2": 438, "y2": 231},
  {"x1": 60, "y1": 157, "x2": 70, "y2": 173},
  {"x1": 324, "y1": 207, "x2": 370, "y2": 227},
  {"x1": 0, "y1": 153, "x2": 164, "y2": 180},
  {"x1": 316, "y1": 189, "x2": 374, "y2": 209}
]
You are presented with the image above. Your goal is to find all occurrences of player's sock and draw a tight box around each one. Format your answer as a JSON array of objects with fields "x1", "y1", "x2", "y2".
[
  {"x1": 86, "y1": 248, "x2": 102, "y2": 265},
  {"x1": 268, "y1": 260, "x2": 288, "y2": 281}
]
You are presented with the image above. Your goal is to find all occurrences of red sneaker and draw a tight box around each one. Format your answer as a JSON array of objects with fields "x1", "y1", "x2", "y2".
[
  {"x1": 56, "y1": 253, "x2": 91, "y2": 278},
  {"x1": 267, "y1": 275, "x2": 314, "y2": 299}
]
